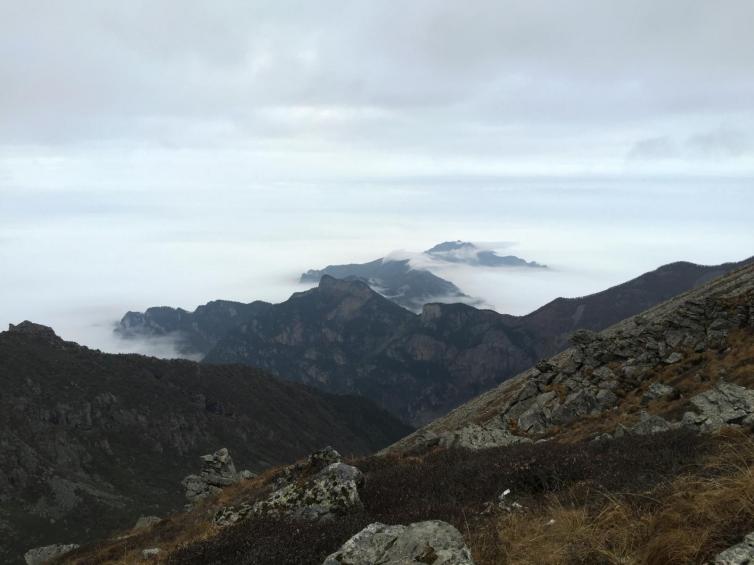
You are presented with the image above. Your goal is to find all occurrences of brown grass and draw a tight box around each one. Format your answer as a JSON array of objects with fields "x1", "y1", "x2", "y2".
[{"x1": 475, "y1": 430, "x2": 754, "y2": 565}]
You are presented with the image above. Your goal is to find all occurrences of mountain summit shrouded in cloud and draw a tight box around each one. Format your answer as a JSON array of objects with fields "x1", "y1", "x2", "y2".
[
  {"x1": 424, "y1": 241, "x2": 547, "y2": 268},
  {"x1": 300, "y1": 241, "x2": 545, "y2": 310}
]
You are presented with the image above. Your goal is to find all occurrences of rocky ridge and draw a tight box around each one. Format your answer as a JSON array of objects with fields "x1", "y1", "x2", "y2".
[{"x1": 388, "y1": 260, "x2": 754, "y2": 454}]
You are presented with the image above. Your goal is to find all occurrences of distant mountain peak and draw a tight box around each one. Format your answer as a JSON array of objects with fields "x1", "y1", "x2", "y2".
[
  {"x1": 424, "y1": 240, "x2": 546, "y2": 268},
  {"x1": 6, "y1": 321, "x2": 62, "y2": 343}
]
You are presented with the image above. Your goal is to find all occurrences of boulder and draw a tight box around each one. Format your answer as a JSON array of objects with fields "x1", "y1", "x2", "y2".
[
  {"x1": 642, "y1": 382, "x2": 677, "y2": 404},
  {"x1": 714, "y1": 532, "x2": 754, "y2": 564},
  {"x1": 133, "y1": 515, "x2": 161, "y2": 530},
  {"x1": 323, "y1": 520, "x2": 475, "y2": 565},
  {"x1": 437, "y1": 424, "x2": 531, "y2": 450},
  {"x1": 630, "y1": 411, "x2": 674, "y2": 435},
  {"x1": 253, "y1": 461, "x2": 364, "y2": 522},
  {"x1": 688, "y1": 381, "x2": 754, "y2": 431},
  {"x1": 142, "y1": 548, "x2": 161, "y2": 560},
  {"x1": 181, "y1": 447, "x2": 240, "y2": 504},
  {"x1": 24, "y1": 544, "x2": 80, "y2": 565}
]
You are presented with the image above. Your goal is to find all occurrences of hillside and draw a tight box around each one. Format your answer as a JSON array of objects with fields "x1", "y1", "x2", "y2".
[
  {"x1": 59, "y1": 261, "x2": 754, "y2": 564},
  {"x1": 0, "y1": 322, "x2": 410, "y2": 564}
]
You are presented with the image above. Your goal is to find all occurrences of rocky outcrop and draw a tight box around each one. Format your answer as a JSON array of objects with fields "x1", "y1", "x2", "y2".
[
  {"x1": 683, "y1": 382, "x2": 754, "y2": 431},
  {"x1": 24, "y1": 543, "x2": 79, "y2": 565},
  {"x1": 323, "y1": 520, "x2": 475, "y2": 565},
  {"x1": 437, "y1": 424, "x2": 532, "y2": 450},
  {"x1": 214, "y1": 447, "x2": 364, "y2": 526},
  {"x1": 182, "y1": 448, "x2": 239, "y2": 504},
  {"x1": 714, "y1": 532, "x2": 754, "y2": 564}
]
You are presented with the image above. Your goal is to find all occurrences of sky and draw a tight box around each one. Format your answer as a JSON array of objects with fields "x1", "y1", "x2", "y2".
[{"x1": 1, "y1": 1, "x2": 753, "y2": 354}]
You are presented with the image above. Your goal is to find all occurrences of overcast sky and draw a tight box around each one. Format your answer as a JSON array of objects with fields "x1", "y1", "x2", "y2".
[{"x1": 1, "y1": 1, "x2": 753, "y2": 352}]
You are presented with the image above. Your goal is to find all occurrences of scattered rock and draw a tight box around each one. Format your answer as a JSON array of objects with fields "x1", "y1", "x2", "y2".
[
  {"x1": 24, "y1": 543, "x2": 80, "y2": 565},
  {"x1": 642, "y1": 382, "x2": 677, "y2": 404},
  {"x1": 630, "y1": 411, "x2": 674, "y2": 435},
  {"x1": 664, "y1": 351, "x2": 684, "y2": 364},
  {"x1": 323, "y1": 520, "x2": 475, "y2": 565},
  {"x1": 141, "y1": 547, "x2": 161, "y2": 560},
  {"x1": 714, "y1": 531, "x2": 754, "y2": 564},
  {"x1": 239, "y1": 469, "x2": 257, "y2": 481},
  {"x1": 133, "y1": 516, "x2": 161, "y2": 531}
]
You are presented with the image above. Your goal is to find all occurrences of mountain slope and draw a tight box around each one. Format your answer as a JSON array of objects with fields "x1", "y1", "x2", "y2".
[
  {"x1": 116, "y1": 299, "x2": 272, "y2": 358},
  {"x1": 205, "y1": 259, "x2": 751, "y2": 425},
  {"x1": 387, "y1": 260, "x2": 754, "y2": 455},
  {"x1": 0, "y1": 322, "x2": 410, "y2": 563}
]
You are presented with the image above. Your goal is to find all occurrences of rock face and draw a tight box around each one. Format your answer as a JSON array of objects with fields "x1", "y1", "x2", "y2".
[
  {"x1": 436, "y1": 424, "x2": 532, "y2": 450},
  {"x1": 388, "y1": 261, "x2": 754, "y2": 454},
  {"x1": 214, "y1": 447, "x2": 365, "y2": 526},
  {"x1": 714, "y1": 532, "x2": 754, "y2": 564},
  {"x1": 182, "y1": 448, "x2": 239, "y2": 504},
  {"x1": 24, "y1": 543, "x2": 79, "y2": 565},
  {"x1": 0, "y1": 327, "x2": 411, "y2": 563},
  {"x1": 323, "y1": 520, "x2": 475, "y2": 565}
]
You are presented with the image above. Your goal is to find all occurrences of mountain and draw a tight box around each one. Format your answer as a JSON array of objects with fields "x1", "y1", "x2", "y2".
[
  {"x1": 205, "y1": 258, "x2": 752, "y2": 426},
  {"x1": 0, "y1": 322, "x2": 410, "y2": 563},
  {"x1": 115, "y1": 299, "x2": 272, "y2": 358},
  {"x1": 386, "y1": 257, "x2": 754, "y2": 455},
  {"x1": 300, "y1": 257, "x2": 472, "y2": 311},
  {"x1": 62, "y1": 261, "x2": 754, "y2": 564},
  {"x1": 425, "y1": 240, "x2": 546, "y2": 268}
]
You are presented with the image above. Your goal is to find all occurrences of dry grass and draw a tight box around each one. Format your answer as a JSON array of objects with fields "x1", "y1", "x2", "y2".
[{"x1": 473, "y1": 431, "x2": 754, "y2": 565}]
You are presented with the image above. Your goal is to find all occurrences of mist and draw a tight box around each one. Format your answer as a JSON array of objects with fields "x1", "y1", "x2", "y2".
[{"x1": 1, "y1": 1, "x2": 753, "y2": 354}]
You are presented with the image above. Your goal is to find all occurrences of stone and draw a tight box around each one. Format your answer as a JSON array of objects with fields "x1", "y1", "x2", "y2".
[
  {"x1": 517, "y1": 391, "x2": 559, "y2": 434},
  {"x1": 664, "y1": 351, "x2": 683, "y2": 364},
  {"x1": 239, "y1": 469, "x2": 257, "y2": 480},
  {"x1": 438, "y1": 424, "x2": 531, "y2": 450},
  {"x1": 323, "y1": 520, "x2": 475, "y2": 565},
  {"x1": 182, "y1": 447, "x2": 240, "y2": 504},
  {"x1": 630, "y1": 411, "x2": 673, "y2": 435},
  {"x1": 714, "y1": 532, "x2": 754, "y2": 564},
  {"x1": 642, "y1": 382, "x2": 677, "y2": 404},
  {"x1": 592, "y1": 366, "x2": 617, "y2": 382},
  {"x1": 596, "y1": 388, "x2": 618, "y2": 410},
  {"x1": 570, "y1": 329, "x2": 598, "y2": 346},
  {"x1": 24, "y1": 543, "x2": 80, "y2": 565},
  {"x1": 253, "y1": 461, "x2": 364, "y2": 522},
  {"x1": 133, "y1": 515, "x2": 161, "y2": 530},
  {"x1": 550, "y1": 389, "x2": 599, "y2": 426},
  {"x1": 142, "y1": 548, "x2": 161, "y2": 560},
  {"x1": 688, "y1": 382, "x2": 754, "y2": 431}
]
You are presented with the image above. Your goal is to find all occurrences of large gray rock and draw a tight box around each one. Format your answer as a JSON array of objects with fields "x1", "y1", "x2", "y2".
[
  {"x1": 689, "y1": 381, "x2": 754, "y2": 431},
  {"x1": 714, "y1": 532, "x2": 754, "y2": 564},
  {"x1": 181, "y1": 447, "x2": 240, "y2": 504},
  {"x1": 253, "y1": 461, "x2": 364, "y2": 522},
  {"x1": 630, "y1": 411, "x2": 674, "y2": 435},
  {"x1": 24, "y1": 543, "x2": 80, "y2": 565},
  {"x1": 323, "y1": 520, "x2": 475, "y2": 565}
]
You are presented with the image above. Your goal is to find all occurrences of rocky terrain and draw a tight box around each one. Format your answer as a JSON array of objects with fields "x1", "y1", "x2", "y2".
[
  {"x1": 0, "y1": 322, "x2": 410, "y2": 563},
  {"x1": 55, "y1": 258, "x2": 754, "y2": 565}
]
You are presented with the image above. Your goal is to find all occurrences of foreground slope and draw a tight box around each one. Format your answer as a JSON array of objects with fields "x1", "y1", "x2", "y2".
[{"x1": 0, "y1": 322, "x2": 410, "y2": 563}]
